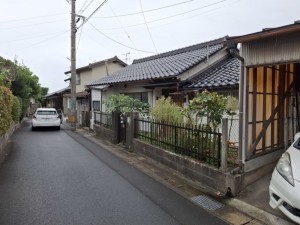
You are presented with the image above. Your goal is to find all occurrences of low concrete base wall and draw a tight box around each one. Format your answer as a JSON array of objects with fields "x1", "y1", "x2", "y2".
[
  {"x1": 0, "y1": 122, "x2": 19, "y2": 164},
  {"x1": 94, "y1": 124, "x2": 114, "y2": 143},
  {"x1": 133, "y1": 139, "x2": 242, "y2": 195}
]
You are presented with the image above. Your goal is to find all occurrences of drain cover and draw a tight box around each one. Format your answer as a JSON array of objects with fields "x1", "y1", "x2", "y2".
[{"x1": 191, "y1": 195, "x2": 223, "y2": 211}]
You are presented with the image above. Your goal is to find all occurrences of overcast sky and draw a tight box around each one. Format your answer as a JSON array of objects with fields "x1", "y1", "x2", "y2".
[{"x1": 1, "y1": 0, "x2": 299, "y2": 93}]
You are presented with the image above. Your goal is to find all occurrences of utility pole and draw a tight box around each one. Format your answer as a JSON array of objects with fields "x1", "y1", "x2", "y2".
[{"x1": 70, "y1": 0, "x2": 77, "y2": 130}]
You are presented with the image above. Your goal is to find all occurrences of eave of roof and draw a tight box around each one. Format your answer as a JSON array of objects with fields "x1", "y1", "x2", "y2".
[
  {"x1": 63, "y1": 91, "x2": 88, "y2": 98},
  {"x1": 45, "y1": 87, "x2": 71, "y2": 98},
  {"x1": 88, "y1": 36, "x2": 228, "y2": 87},
  {"x1": 182, "y1": 56, "x2": 240, "y2": 91},
  {"x1": 64, "y1": 56, "x2": 127, "y2": 75},
  {"x1": 231, "y1": 21, "x2": 300, "y2": 43}
]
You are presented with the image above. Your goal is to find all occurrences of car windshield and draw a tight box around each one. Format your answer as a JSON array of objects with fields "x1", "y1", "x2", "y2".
[{"x1": 37, "y1": 111, "x2": 57, "y2": 115}]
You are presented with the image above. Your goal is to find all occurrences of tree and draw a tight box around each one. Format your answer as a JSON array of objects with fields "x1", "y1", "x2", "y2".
[
  {"x1": 10, "y1": 64, "x2": 43, "y2": 117},
  {"x1": 182, "y1": 90, "x2": 228, "y2": 129},
  {"x1": 0, "y1": 56, "x2": 46, "y2": 119},
  {"x1": 104, "y1": 94, "x2": 150, "y2": 114}
]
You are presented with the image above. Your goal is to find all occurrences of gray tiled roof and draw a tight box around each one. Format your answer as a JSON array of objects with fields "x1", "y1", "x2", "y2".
[
  {"x1": 45, "y1": 86, "x2": 70, "y2": 98},
  {"x1": 88, "y1": 37, "x2": 227, "y2": 86},
  {"x1": 182, "y1": 57, "x2": 240, "y2": 90}
]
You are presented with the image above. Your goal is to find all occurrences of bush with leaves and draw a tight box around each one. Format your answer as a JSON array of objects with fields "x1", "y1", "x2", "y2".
[
  {"x1": 182, "y1": 90, "x2": 228, "y2": 129},
  {"x1": 104, "y1": 94, "x2": 150, "y2": 114},
  {"x1": 0, "y1": 86, "x2": 13, "y2": 135},
  {"x1": 11, "y1": 96, "x2": 21, "y2": 122},
  {"x1": 150, "y1": 97, "x2": 184, "y2": 123}
]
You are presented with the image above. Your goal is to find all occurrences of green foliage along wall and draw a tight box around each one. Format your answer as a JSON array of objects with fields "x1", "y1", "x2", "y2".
[
  {"x1": 12, "y1": 96, "x2": 21, "y2": 122},
  {"x1": 0, "y1": 86, "x2": 13, "y2": 135},
  {"x1": 150, "y1": 97, "x2": 184, "y2": 123}
]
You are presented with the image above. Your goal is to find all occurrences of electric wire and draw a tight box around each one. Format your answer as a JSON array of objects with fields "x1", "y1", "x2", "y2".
[
  {"x1": 78, "y1": 0, "x2": 90, "y2": 13},
  {"x1": 0, "y1": 19, "x2": 69, "y2": 30},
  {"x1": 93, "y1": 0, "x2": 194, "y2": 18},
  {"x1": 0, "y1": 12, "x2": 68, "y2": 24},
  {"x1": 91, "y1": 0, "x2": 237, "y2": 32},
  {"x1": 139, "y1": 0, "x2": 158, "y2": 53},
  {"x1": 0, "y1": 30, "x2": 69, "y2": 44},
  {"x1": 108, "y1": 3, "x2": 141, "y2": 57},
  {"x1": 77, "y1": 26, "x2": 84, "y2": 52},
  {"x1": 88, "y1": 21, "x2": 156, "y2": 54},
  {"x1": 3, "y1": 30, "x2": 69, "y2": 54},
  {"x1": 78, "y1": 0, "x2": 109, "y2": 29},
  {"x1": 80, "y1": 0, "x2": 96, "y2": 14}
]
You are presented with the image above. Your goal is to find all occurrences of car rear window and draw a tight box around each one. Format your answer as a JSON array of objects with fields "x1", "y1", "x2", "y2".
[
  {"x1": 293, "y1": 138, "x2": 300, "y2": 150},
  {"x1": 37, "y1": 111, "x2": 57, "y2": 115}
]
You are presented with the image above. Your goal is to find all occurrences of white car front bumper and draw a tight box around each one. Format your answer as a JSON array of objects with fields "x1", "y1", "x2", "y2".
[{"x1": 269, "y1": 169, "x2": 300, "y2": 224}]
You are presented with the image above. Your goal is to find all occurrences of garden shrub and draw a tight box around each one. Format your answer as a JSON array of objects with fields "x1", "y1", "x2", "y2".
[
  {"x1": 104, "y1": 94, "x2": 150, "y2": 114},
  {"x1": 0, "y1": 86, "x2": 13, "y2": 135},
  {"x1": 150, "y1": 97, "x2": 183, "y2": 123},
  {"x1": 11, "y1": 96, "x2": 21, "y2": 122}
]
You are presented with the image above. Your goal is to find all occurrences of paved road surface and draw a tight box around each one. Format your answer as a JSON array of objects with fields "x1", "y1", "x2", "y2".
[{"x1": 0, "y1": 119, "x2": 228, "y2": 225}]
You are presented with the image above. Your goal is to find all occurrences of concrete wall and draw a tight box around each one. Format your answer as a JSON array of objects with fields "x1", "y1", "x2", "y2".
[
  {"x1": 94, "y1": 124, "x2": 114, "y2": 143},
  {"x1": 0, "y1": 122, "x2": 19, "y2": 164},
  {"x1": 132, "y1": 138, "x2": 241, "y2": 195}
]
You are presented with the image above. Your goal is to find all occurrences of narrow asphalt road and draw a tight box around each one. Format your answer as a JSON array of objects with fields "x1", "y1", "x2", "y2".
[{"x1": 0, "y1": 119, "x2": 228, "y2": 225}]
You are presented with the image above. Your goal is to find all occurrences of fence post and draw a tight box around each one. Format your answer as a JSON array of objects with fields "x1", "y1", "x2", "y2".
[
  {"x1": 126, "y1": 112, "x2": 138, "y2": 151},
  {"x1": 221, "y1": 118, "x2": 228, "y2": 172},
  {"x1": 111, "y1": 111, "x2": 120, "y2": 144},
  {"x1": 284, "y1": 117, "x2": 288, "y2": 150}
]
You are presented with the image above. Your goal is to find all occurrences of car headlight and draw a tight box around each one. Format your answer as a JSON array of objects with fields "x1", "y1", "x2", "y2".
[{"x1": 276, "y1": 152, "x2": 294, "y2": 186}]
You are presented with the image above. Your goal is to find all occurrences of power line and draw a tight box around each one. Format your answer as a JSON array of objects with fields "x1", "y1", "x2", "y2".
[
  {"x1": 0, "y1": 30, "x2": 69, "y2": 43},
  {"x1": 78, "y1": 0, "x2": 109, "y2": 29},
  {"x1": 139, "y1": 0, "x2": 158, "y2": 53},
  {"x1": 79, "y1": 0, "x2": 96, "y2": 14},
  {"x1": 78, "y1": 0, "x2": 90, "y2": 13},
  {"x1": 0, "y1": 19, "x2": 69, "y2": 31},
  {"x1": 91, "y1": 0, "x2": 237, "y2": 32},
  {"x1": 93, "y1": 0, "x2": 194, "y2": 18},
  {"x1": 3, "y1": 30, "x2": 69, "y2": 54},
  {"x1": 88, "y1": 21, "x2": 156, "y2": 54},
  {"x1": 108, "y1": 3, "x2": 141, "y2": 57},
  {"x1": 0, "y1": 12, "x2": 68, "y2": 24}
]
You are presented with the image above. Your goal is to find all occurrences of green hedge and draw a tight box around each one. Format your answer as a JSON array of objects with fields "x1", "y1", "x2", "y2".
[
  {"x1": 12, "y1": 96, "x2": 21, "y2": 122},
  {"x1": 0, "y1": 86, "x2": 21, "y2": 135}
]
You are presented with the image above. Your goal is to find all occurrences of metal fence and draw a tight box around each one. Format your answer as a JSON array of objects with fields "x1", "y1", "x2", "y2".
[
  {"x1": 94, "y1": 111, "x2": 112, "y2": 129},
  {"x1": 134, "y1": 118, "x2": 222, "y2": 167}
]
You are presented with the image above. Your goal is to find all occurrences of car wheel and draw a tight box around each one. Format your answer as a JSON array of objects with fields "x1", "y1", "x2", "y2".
[
  {"x1": 57, "y1": 126, "x2": 60, "y2": 130},
  {"x1": 32, "y1": 126, "x2": 35, "y2": 131}
]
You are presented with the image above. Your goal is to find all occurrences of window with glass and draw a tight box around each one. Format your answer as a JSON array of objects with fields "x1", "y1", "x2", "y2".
[
  {"x1": 93, "y1": 101, "x2": 101, "y2": 111},
  {"x1": 125, "y1": 92, "x2": 148, "y2": 103}
]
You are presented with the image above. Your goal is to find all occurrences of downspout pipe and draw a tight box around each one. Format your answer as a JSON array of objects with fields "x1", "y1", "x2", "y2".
[{"x1": 228, "y1": 44, "x2": 245, "y2": 172}]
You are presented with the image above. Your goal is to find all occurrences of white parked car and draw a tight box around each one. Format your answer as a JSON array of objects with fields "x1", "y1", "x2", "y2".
[
  {"x1": 32, "y1": 108, "x2": 61, "y2": 131},
  {"x1": 269, "y1": 132, "x2": 300, "y2": 224}
]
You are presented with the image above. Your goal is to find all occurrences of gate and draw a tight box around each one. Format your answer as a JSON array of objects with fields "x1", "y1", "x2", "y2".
[
  {"x1": 118, "y1": 114, "x2": 127, "y2": 144},
  {"x1": 81, "y1": 111, "x2": 90, "y2": 127}
]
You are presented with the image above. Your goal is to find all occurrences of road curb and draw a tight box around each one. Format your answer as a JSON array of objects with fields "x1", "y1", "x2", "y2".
[{"x1": 223, "y1": 198, "x2": 294, "y2": 225}]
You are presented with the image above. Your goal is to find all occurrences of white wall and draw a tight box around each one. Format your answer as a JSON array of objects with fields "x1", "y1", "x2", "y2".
[{"x1": 90, "y1": 89, "x2": 102, "y2": 129}]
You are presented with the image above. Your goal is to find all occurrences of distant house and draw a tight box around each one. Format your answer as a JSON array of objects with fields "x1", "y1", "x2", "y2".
[
  {"x1": 64, "y1": 56, "x2": 127, "y2": 127},
  {"x1": 45, "y1": 87, "x2": 71, "y2": 115},
  {"x1": 86, "y1": 37, "x2": 239, "y2": 118}
]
